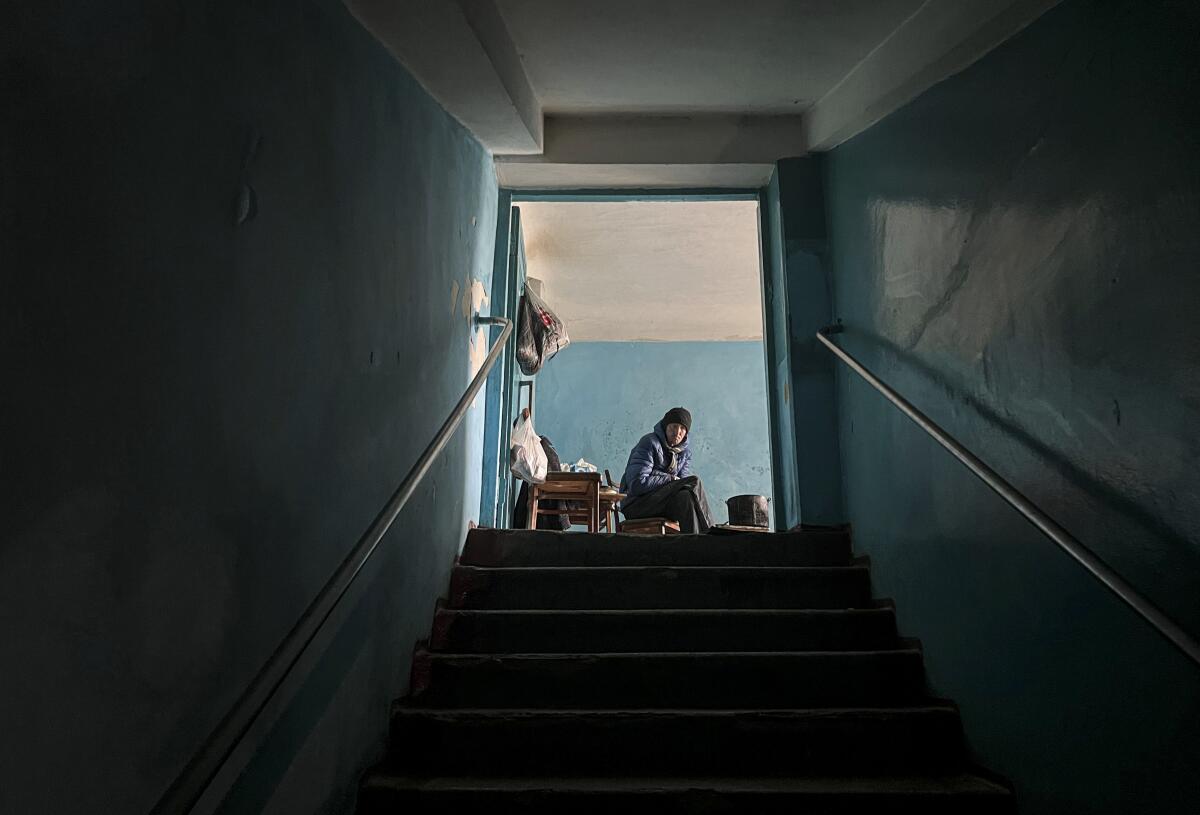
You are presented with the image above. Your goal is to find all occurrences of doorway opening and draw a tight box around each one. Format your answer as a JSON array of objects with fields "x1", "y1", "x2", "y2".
[{"x1": 481, "y1": 194, "x2": 774, "y2": 531}]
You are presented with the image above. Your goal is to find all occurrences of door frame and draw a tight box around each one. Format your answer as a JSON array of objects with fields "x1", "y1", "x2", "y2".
[{"x1": 478, "y1": 186, "x2": 796, "y2": 529}]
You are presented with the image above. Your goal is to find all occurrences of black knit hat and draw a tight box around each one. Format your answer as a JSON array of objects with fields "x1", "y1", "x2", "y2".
[{"x1": 662, "y1": 407, "x2": 692, "y2": 432}]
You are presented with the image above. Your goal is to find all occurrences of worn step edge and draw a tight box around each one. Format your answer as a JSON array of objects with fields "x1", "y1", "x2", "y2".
[
  {"x1": 390, "y1": 704, "x2": 960, "y2": 720},
  {"x1": 414, "y1": 648, "x2": 924, "y2": 660},
  {"x1": 388, "y1": 705, "x2": 965, "y2": 769},
  {"x1": 361, "y1": 772, "x2": 1012, "y2": 796},
  {"x1": 433, "y1": 608, "x2": 896, "y2": 620},
  {"x1": 357, "y1": 776, "x2": 1016, "y2": 814},
  {"x1": 451, "y1": 565, "x2": 870, "y2": 574},
  {"x1": 449, "y1": 564, "x2": 874, "y2": 610},
  {"x1": 409, "y1": 649, "x2": 927, "y2": 707},
  {"x1": 462, "y1": 528, "x2": 853, "y2": 567},
  {"x1": 430, "y1": 608, "x2": 901, "y2": 652}
]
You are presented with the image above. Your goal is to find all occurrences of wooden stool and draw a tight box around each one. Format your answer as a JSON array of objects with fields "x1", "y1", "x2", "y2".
[
  {"x1": 527, "y1": 472, "x2": 624, "y2": 533},
  {"x1": 619, "y1": 517, "x2": 681, "y2": 535}
]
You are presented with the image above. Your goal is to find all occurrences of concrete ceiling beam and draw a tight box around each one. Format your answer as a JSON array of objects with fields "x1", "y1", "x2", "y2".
[
  {"x1": 495, "y1": 115, "x2": 804, "y2": 189},
  {"x1": 507, "y1": 115, "x2": 806, "y2": 165},
  {"x1": 496, "y1": 163, "x2": 777, "y2": 190},
  {"x1": 803, "y1": 0, "x2": 1063, "y2": 151},
  {"x1": 344, "y1": 0, "x2": 542, "y2": 154}
]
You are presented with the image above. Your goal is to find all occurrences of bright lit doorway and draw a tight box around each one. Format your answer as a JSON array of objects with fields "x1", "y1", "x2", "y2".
[{"x1": 483, "y1": 197, "x2": 773, "y2": 530}]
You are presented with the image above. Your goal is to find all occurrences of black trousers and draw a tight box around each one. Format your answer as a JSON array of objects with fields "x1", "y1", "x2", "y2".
[{"x1": 621, "y1": 475, "x2": 714, "y2": 533}]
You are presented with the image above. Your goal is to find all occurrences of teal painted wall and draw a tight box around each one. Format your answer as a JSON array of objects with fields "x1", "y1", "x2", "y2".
[
  {"x1": 2, "y1": 1, "x2": 497, "y2": 813},
  {"x1": 823, "y1": 0, "x2": 1200, "y2": 812},
  {"x1": 775, "y1": 157, "x2": 843, "y2": 525},
  {"x1": 534, "y1": 341, "x2": 773, "y2": 526},
  {"x1": 480, "y1": 193, "x2": 515, "y2": 527},
  {"x1": 761, "y1": 179, "x2": 802, "y2": 527}
]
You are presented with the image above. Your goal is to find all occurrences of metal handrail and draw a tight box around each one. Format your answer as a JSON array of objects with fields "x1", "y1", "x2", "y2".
[
  {"x1": 817, "y1": 327, "x2": 1200, "y2": 667},
  {"x1": 152, "y1": 315, "x2": 513, "y2": 815}
]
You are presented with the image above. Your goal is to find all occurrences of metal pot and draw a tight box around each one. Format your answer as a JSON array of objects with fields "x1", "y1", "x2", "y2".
[{"x1": 725, "y1": 494, "x2": 770, "y2": 528}]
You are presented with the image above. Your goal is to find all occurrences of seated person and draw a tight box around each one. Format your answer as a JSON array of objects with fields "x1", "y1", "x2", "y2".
[{"x1": 619, "y1": 407, "x2": 713, "y2": 533}]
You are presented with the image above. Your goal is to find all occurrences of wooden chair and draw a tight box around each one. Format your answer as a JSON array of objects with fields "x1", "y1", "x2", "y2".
[
  {"x1": 527, "y1": 472, "x2": 624, "y2": 533},
  {"x1": 603, "y1": 469, "x2": 681, "y2": 535}
]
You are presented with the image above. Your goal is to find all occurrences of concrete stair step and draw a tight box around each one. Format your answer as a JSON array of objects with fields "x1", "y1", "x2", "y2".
[
  {"x1": 388, "y1": 705, "x2": 966, "y2": 776},
  {"x1": 358, "y1": 772, "x2": 1015, "y2": 814},
  {"x1": 448, "y1": 565, "x2": 873, "y2": 610},
  {"x1": 409, "y1": 650, "x2": 926, "y2": 708},
  {"x1": 461, "y1": 527, "x2": 853, "y2": 567},
  {"x1": 430, "y1": 608, "x2": 900, "y2": 653}
]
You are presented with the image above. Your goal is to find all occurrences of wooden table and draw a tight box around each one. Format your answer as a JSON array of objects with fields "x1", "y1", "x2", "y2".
[{"x1": 526, "y1": 472, "x2": 624, "y2": 532}]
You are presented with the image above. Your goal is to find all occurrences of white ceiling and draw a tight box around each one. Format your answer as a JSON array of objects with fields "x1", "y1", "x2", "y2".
[
  {"x1": 518, "y1": 201, "x2": 763, "y2": 342},
  {"x1": 495, "y1": 0, "x2": 922, "y2": 115}
]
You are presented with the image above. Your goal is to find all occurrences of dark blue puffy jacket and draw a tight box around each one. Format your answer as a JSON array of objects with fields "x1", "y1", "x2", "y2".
[{"x1": 620, "y1": 421, "x2": 692, "y2": 499}]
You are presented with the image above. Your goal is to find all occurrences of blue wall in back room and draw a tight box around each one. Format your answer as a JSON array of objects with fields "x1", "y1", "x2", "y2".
[
  {"x1": 534, "y1": 341, "x2": 773, "y2": 526},
  {"x1": 821, "y1": 0, "x2": 1200, "y2": 812}
]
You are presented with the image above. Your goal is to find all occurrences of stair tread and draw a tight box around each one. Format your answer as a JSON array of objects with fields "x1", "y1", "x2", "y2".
[
  {"x1": 391, "y1": 702, "x2": 959, "y2": 731},
  {"x1": 419, "y1": 648, "x2": 921, "y2": 658},
  {"x1": 387, "y1": 702, "x2": 967, "y2": 778},
  {"x1": 394, "y1": 704, "x2": 956, "y2": 716},
  {"x1": 461, "y1": 528, "x2": 853, "y2": 568},
  {"x1": 454, "y1": 565, "x2": 868, "y2": 573},
  {"x1": 409, "y1": 648, "x2": 926, "y2": 708},
  {"x1": 449, "y1": 564, "x2": 875, "y2": 610},
  {"x1": 437, "y1": 608, "x2": 890, "y2": 615},
  {"x1": 431, "y1": 607, "x2": 902, "y2": 652},
  {"x1": 468, "y1": 529, "x2": 846, "y2": 542},
  {"x1": 364, "y1": 772, "x2": 1011, "y2": 796}
]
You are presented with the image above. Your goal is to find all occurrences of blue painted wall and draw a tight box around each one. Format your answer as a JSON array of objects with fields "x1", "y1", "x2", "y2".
[
  {"x1": 2, "y1": 1, "x2": 497, "y2": 813},
  {"x1": 822, "y1": 0, "x2": 1200, "y2": 812},
  {"x1": 534, "y1": 341, "x2": 773, "y2": 526}
]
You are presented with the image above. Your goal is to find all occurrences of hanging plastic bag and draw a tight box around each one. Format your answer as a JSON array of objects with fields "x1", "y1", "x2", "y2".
[
  {"x1": 509, "y1": 409, "x2": 548, "y2": 484},
  {"x1": 515, "y1": 284, "x2": 570, "y2": 376}
]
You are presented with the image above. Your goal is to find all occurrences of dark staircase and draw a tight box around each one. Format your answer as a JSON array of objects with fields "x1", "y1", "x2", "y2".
[{"x1": 358, "y1": 527, "x2": 1014, "y2": 813}]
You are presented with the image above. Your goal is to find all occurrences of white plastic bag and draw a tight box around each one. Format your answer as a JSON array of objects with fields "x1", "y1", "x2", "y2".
[{"x1": 509, "y1": 410, "x2": 548, "y2": 484}]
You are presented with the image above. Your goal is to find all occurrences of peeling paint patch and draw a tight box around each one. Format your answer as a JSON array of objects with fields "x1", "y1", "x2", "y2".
[
  {"x1": 467, "y1": 278, "x2": 492, "y2": 386},
  {"x1": 469, "y1": 325, "x2": 487, "y2": 379},
  {"x1": 469, "y1": 279, "x2": 489, "y2": 316},
  {"x1": 460, "y1": 281, "x2": 472, "y2": 319}
]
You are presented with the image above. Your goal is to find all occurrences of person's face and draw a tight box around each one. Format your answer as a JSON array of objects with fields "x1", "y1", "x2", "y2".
[{"x1": 665, "y1": 422, "x2": 687, "y2": 446}]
